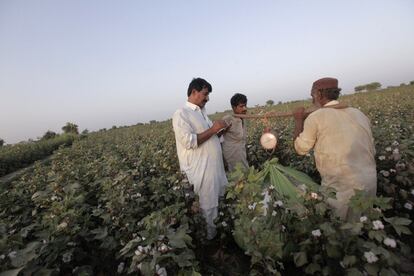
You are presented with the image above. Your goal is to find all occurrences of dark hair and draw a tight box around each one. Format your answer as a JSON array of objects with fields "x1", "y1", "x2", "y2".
[
  {"x1": 230, "y1": 93, "x2": 247, "y2": 107},
  {"x1": 319, "y1": 88, "x2": 341, "y2": 100},
  {"x1": 187, "y1": 78, "x2": 212, "y2": 97}
]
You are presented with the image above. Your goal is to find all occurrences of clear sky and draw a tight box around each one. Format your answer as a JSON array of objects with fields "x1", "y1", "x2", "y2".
[{"x1": 1, "y1": 0, "x2": 413, "y2": 144}]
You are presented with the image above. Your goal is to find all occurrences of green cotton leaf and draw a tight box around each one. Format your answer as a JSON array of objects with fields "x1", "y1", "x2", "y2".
[
  {"x1": 383, "y1": 217, "x2": 412, "y2": 236},
  {"x1": 315, "y1": 202, "x2": 327, "y2": 216},
  {"x1": 167, "y1": 226, "x2": 192, "y2": 249},
  {"x1": 342, "y1": 255, "x2": 357, "y2": 268},
  {"x1": 0, "y1": 267, "x2": 24, "y2": 276},
  {"x1": 63, "y1": 182, "x2": 81, "y2": 193},
  {"x1": 384, "y1": 217, "x2": 412, "y2": 226},
  {"x1": 348, "y1": 191, "x2": 375, "y2": 213},
  {"x1": 10, "y1": 241, "x2": 41, "y2": 268},
  {"x1": 304, "y1": 262, "x2": 321, "y2": 274},
  {"x1": 320, "y1": 222, "x2": 336, "y2": 236},
  {"x1": 91, "y1": 226, "x2": 108, "y2": 240},
  {"x1": 368, "y1": 230, "x2": 385, "y2": 242},
  {"x1": 139, "y1": 261, "x2": 152, "y2": 276},
  {"x1": 32, "y1": 268, "x2": 55, "y2": 276},
  {"x1": 341, "y1": 222, "x2": 363, "y2": 235},
  {"x1": 293, "y1": 251, "x2": 308, "y2": 267},
  {"x1": 364, "y1": 264, "x2": 379, "y2": 276},
  {"x1": 379, "y1": 268, "x2": 399, "y2": 276},
  {"x1": 325, "y1": 244, "x2": 341, "y2": 258},
  {"x1": 173, "y1": 251, "x2": 196, "y2": 268},
  {"x1": 346, "y1": 268, "x2": 364, "y2": 276},
  {"x1": 176, "y1": 269, "x2": 202, "y2": 276},
  {"x1": 274, "y1": 164, "x2": 319, "y2": 190},
  {"x1": 119, "y1": 236, "x2": 142, "y2": 256}
]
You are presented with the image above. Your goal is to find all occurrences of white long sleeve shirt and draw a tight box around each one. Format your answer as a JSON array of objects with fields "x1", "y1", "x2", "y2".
[{"x1": 172, "y1": 102, "x2": 228, "y2": 210}]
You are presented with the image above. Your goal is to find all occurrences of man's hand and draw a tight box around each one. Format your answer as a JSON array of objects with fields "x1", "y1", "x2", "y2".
[
  {"x1": 196, "y1": 120, "x2": 230, "y2": 146},
  {"x1": 212, "y1": 120, "x2": 230, "y2": 134}
]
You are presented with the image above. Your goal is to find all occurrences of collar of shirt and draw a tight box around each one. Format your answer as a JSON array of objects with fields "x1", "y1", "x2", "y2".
[
  {"x1": 324, "y1": 100, "x2": 339, "y2": 107},
  {"x1": 185, "y1": 101, "x2": 210, "y2": 123},
  {"x1": 186, "y1": 101, "x2": 205, "y2": 112}
]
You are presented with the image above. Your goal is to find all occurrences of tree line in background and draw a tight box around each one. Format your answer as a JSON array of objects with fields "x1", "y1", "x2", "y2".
[
  {"x1": 0, "y1": 122, "x2": 81, "y2": 177},
  {"x1": 355, "y1": 80, "x2": 414, "y2": 92}
]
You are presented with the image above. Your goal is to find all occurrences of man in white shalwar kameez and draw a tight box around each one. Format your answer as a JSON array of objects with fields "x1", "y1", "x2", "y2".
[
  {"x1": 172, "y1": 78, "x2": 229, "y2": 239},
  {"x1": 293, "y1": 77, "x2": 377, "y2": 220}
]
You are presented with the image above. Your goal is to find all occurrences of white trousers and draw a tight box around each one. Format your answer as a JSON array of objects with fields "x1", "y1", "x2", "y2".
[{"x1": 201, "y1": 207, "x2": 218, "y2": 240}]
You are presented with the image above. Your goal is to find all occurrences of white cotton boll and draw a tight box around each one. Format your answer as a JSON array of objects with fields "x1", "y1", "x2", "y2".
[
  {"x1": 261, "y1": 190, "x2": 271, "y2": 216},
  {"x1": 117, "y1": 262, "x2": 125, "y2": 274},
  {"x1": 360, "y1": 216, "x2": 368, "y2": 223},
  {"x1": 272, "y1": 210, "x2": 277, "y2": 216},
  {"x1": 383, "y1": 237, "x2": 397, "y2": 248},
  {"x1": 221, "y1": 221, "x2": 227, "y2": 227},
  {"x1": 273, "y1": 200, "x2": 283, "y2": 207},
  {"x1": 392, "y1": 141, "x2": 399, "y2": 146},
  {"x1": 380, "y1": 170, "x2": 390, "y2": 177},
  {"x1": 364, "y1": 251, "x2": 379, "y2": 263},
  {"x1": 385, "y1": 147, "x2": 392, "y2": 152},
  {"x1": 378, "y1": 156, "x2": 386, "y2": 160},
  {"x1": 310, "y1": 192, "x2": 319, "y2": 199},
  {"x1": 57, "y1": 221, "x2": 68, "y2": 230},
  {"x1": 7, "y1": 251, "x2": 17, "y2": 259},
  {"x1": 62, "y1": 252, "x2": 72, "y2": 263},
  {"x1": 393, "y1": 148, "x2": 399, "y2": 154},
  {"x1": 372, "y1": 220, "x2": 384, "y2": 230},
  {"x1": 157, "y1": 267, "x2": 167, "y2": 276},
  {"x1": 158, "y1": 243, "x2": 169, "y2": 253},
  {"x1": 312, "y1": 229, "x2": 321, "y2": 237},
  {"x1": 404, "y1": 203, "x2": 412, "y2": 210},
  {"x1": 248, "y1": 202, "x2": 257, "y2": 210}
]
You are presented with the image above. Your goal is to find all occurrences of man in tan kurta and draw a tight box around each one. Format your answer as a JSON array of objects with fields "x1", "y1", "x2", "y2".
[
  {"x1": 293, "y1": 77, "x2": 377, "y2": 220},
  {"x1": 222, "y1": 93, "x2": 249, "y2": 171}
]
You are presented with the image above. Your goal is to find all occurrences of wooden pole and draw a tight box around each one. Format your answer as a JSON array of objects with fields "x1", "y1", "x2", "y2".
[{"x1": 233, "y1": 103, "x2": 348, "y2": 119}]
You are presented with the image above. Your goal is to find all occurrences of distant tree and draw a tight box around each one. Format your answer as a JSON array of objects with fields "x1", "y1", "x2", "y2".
[
  {"x1": 81, "y1": 129, "x2": 89, "y2": 135},
  {"x1": 410, "y1": 81, "x2": 414, "y2": 85},
  {"x1": 149, "y1": 120, "x2": 157, "y2": 124},
  {"x1": 0, "y1": 138, "x2": 4, "y2": 147},
  {"x1": 112, "y1": 125, "x2": 117, "y2": 129},
  {"x1": 266, "y1": 100, "x2": 274, "y2": 106},
  {"x1": 354, "y1": 85, "x2": 366, "y2": 92},
  {"x1": 62, "y1": 122, "x2": 79, "y2": 134},
  {"x1": 366, "y1": 82, "x2": 381, "y2": 91},
  {"x1": 42, "y1": 130, "x2": 57, "y2": 140},
  {"x1": 400, "y1": 83, "x2": 406, "y2": 86}
]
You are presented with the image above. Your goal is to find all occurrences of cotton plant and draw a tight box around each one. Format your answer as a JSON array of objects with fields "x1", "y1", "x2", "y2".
[{"x1": 220, "y1": 160, "x2": 413, "y2": 275}]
